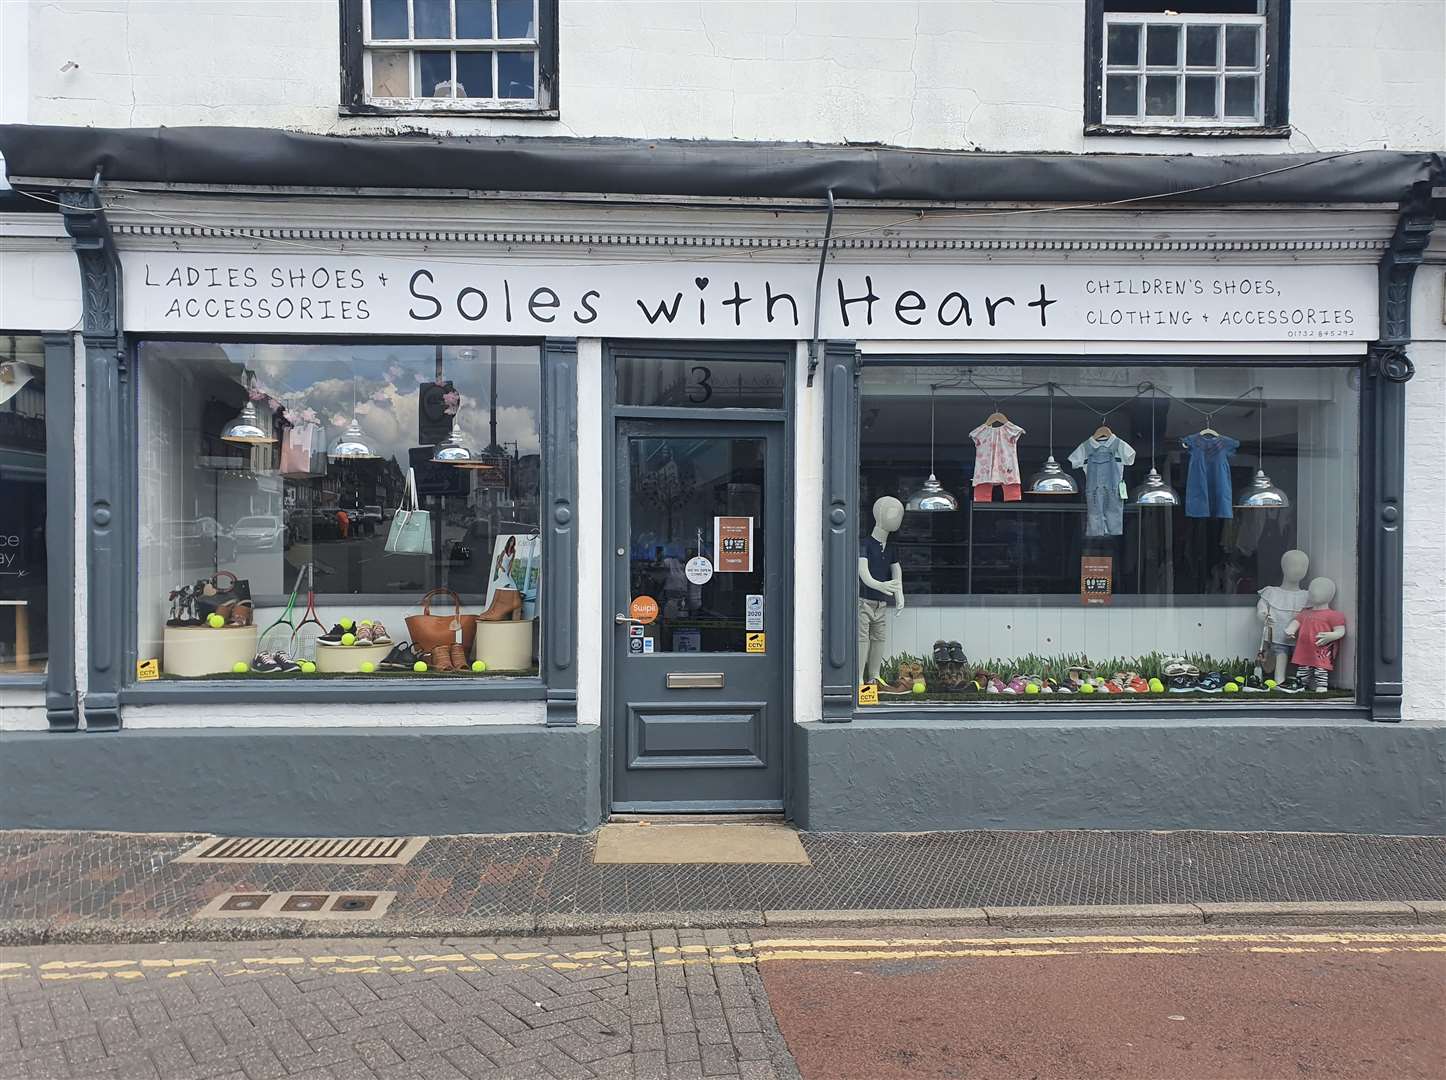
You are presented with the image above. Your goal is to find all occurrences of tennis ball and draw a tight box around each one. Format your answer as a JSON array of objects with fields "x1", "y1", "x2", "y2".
[
  {"x1": 341, "y1": 632, "x2": 356, "y2": 646},
  {"x1": 231, "y1": 661, "x2": 248, "y2": 673},
  {"x1": 912, "y1": 680, "x2": 926, "y2": 694},
  {"x1": 206, "y1": 613, "x2": 225, "y2": 628},
  {"x1": 359, "y1": 619, "x2": 373, "y2": 626},
  {"x1": 1265, "y1": 678, "x2": 1278, "y2": 688},
  {"x1": 340, "y1": 618, "x2": 354, "y2": 630},
  {"x1": 413, "y1": 660, "x2": 428, "y2": 672},
  {"x1": 471, "y1": 660, "x2": 487, "y2": 672},
  {"x1": 1024, "y1": 682, "x2": 1040, "y2": 695},
  {"x1": 1149, "y1": 677, "x2": 1165, "y2": 693},
  {"x1": 359, "y1": 661, "x2": 375, "y2": 673},
  {"x1": 300, "y1": 661, "x2": 316, "y2": 673},
  {"x1": 1080, "y1": 682, "x2": 1096, "y2": 694},
  {"x1": 1223, "y1": 682, "x2": 1240, "y2": 693}
]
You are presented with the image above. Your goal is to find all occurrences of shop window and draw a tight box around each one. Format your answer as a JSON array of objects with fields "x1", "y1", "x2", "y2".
[
  {"x1": 1086, "y1": 1, "x2": 1289, "y2": 134},
  {"x1": 0, "y1": 335, "x2": 47, "y2": 675},
  {"x1": 857, "y1": 362, "x2": 1358, "y2": 703},
  {"x1": 136, "y1": 342, "x2": 542, "y2": 681},
  {"x1": 341, "y1": 0, "x2": 558, "y2": 114}
]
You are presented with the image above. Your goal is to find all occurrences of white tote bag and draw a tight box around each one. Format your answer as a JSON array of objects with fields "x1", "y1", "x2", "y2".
[{"x1": 384, "y1": 468, "x2": 433, "y2": 555}]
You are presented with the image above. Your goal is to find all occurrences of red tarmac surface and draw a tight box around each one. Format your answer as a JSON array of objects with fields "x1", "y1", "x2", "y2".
[{"x1": 761, "y1": 930, "x2": 1446, "y2": 1080}]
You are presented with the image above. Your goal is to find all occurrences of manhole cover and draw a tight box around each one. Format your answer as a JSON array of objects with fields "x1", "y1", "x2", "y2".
[
  {"x1": 218, "y1": 893, "x2": 270, "y2": 911},
  {"x1": 332, "y1": 894, "x2": 377, "y2": 912},
  {"x1": 176, "y1": 836, "x2": 427, "y2": 865},
  {"x1": 280, "y1": 894, "x2": 329, "y2": 912},
  {"x1": 198, "y1": 890, "x2": 396, "y2": 920}
]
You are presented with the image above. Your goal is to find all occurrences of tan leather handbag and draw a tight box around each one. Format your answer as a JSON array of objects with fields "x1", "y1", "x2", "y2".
[{"x1": 405, "y1": 588, "x2": 478, "y2": 654}]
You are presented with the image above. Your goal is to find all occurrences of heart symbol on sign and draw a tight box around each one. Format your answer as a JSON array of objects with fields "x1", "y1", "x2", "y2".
[{"x1": 694, "y1": 277, "x2": 709, "y2": 289}]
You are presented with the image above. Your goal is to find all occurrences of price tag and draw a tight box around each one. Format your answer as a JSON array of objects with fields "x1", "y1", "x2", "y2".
[{"x1": 858, "y1": 683, "x2": 879, "y2": 705}]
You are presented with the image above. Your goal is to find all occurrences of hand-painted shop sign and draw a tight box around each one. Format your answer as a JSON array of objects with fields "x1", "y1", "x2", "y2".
[{"x1": 121, "y1": 256, "x2": 1378, "y2": 341}]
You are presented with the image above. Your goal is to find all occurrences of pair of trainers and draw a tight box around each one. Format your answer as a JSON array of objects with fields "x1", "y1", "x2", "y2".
[
  {"x1": 319, "y1": 620, "x2": 393, "y2": 645},
  {"x1": 378, "y1": 641, "x2": 422, "y2": 671},
  {"x1": 251, "y1": 651, "x2": 301, "y2": 673}
]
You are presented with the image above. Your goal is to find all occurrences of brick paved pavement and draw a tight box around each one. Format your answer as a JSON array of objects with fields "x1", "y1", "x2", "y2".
[{"x1": 0, "y1": 934, "x2": 800, "y2": 1080}]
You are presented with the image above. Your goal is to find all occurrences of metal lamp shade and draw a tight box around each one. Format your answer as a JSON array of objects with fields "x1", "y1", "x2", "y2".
[
  {"x1": 1235, "y1": 469, "x2": 1290, "y2": 509},
  {"x1": 219, "y1": 400, "x2": 277, "y2": 445},
  {"x1": 905, "y1": 474, "x2": 959, "y2": 512},
  {"x1": 1132, "y1": 467, "x2": 1181, "y2": 507},
  {"x1": 1028, "y1": 455, "x2": 1078, "y2": 495},
  {"x1": 328, "y1": 419, "x2": 378, "y2": 460},
  {"x1": 432, "y1": 422, "x2": 477, "y2": 464}
]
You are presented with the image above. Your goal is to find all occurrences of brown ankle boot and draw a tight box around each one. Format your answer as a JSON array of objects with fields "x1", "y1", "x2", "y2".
[
  {"x1": 479, "y1": 588, "x2": 522, "y2": 622},
  {"x1": 449, "y1": 643, "x2": 468, "y2": 670},
  {"x1": 430, "y1": 645, "x2": 455, "y2": 672}
]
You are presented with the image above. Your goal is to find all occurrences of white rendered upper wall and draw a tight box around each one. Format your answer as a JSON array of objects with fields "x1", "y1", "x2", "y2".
[{"x1": 18, "y1": 0, "x2": 1445, "y2": 152}]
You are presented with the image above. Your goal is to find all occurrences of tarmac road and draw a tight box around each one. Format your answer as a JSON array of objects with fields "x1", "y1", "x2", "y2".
[{"x1": 758, "y1": 926, "x2": 1446, "y2": 1080}]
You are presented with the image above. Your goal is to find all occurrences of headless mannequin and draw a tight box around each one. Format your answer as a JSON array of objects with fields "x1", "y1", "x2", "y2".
[
  {"x1": 1286, "y1": 577, "x2": 1346, "y2": 691},
  {"x1": 1257, "y1": 549, "x2": 1309, "y2": 685},
  {"x1": 857, "y1": 496, "x2": 905, "y2": 685}
]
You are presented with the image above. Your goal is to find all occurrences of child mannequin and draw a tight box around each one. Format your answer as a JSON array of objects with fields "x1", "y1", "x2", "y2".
[
  {"x1": 858, "y1": 496, "x2": 904, "y2": 687},
  {"x1": 1257, "y1": 549, "x2": 1309, "y2": 685},
  {"x1": 1285, "y1": 577, "x2": 1347, "y2": 692}
]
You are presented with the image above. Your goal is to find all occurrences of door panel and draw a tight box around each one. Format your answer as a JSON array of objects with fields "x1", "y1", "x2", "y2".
[{"x1": 611, "y1": 420, "x2": 788, "y2": 812}]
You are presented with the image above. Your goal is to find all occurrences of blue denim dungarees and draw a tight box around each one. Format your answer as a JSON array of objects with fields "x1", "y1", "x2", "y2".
[{"x1": 1069, "y1": 435, "x2": 1136, "y2": 538}]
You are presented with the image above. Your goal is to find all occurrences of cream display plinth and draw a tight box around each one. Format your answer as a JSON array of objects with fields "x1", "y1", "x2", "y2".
[
  {"x1": 314, "y1": 641, "x2": 393, "y2": 673},
  {"x1": 475, "y1": 619, "x2": 534, "y2": 672},
  {"x1": 162, "y1": 625, "x2": 258, "y2": 677}
]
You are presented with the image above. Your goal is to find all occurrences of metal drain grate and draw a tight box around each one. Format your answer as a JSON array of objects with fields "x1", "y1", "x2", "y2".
[
  {"x1": 175, "y1": 836, "x2": 427, "y2": 865},
  {"x1": 197, "y1": 890, "x2": 396, "y2": 920}
]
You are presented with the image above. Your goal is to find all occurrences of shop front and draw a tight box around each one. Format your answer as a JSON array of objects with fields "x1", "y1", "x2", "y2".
[{"x1": 0, "y1": 129, "x2": 1442, "y2": 835}]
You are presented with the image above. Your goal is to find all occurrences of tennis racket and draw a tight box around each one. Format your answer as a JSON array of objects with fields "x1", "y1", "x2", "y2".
[
  {"x1": 291, "y1": 562, "x2": 326, "y2": 661},
  {"x1": 257, "y1": 570, "x2": 302, "y2": 657}
]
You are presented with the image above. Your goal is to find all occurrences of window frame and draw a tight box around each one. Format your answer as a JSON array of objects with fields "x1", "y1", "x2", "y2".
[
  {"x1": 823, "y1": 349, "x2": 1381, "y2": 724},
  {"x1": 114, "y1": 333, "x2": 578, "y2": 712},
  {"x1": 340, "y1": 0, "x2": 560, "y2": 118},
  {"x1": 1084, "y1": 0, "x2": 1291, "y2": 137}
]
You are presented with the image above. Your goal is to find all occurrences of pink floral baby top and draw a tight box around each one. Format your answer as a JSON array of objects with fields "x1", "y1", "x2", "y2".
[{"x1": 970, "y1": 421, "x2": 1026, "y2": 485}]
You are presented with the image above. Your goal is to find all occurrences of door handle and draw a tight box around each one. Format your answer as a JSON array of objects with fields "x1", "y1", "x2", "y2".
[{"x1": 615, "y1": 613, "x2": 644, "y2": 625}]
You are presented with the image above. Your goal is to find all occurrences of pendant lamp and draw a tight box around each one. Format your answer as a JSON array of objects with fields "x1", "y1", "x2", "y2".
[
  {"x1": 905, "y1": 386, "x2": 959, "y2": 512},
  {"x1": 328, "y1": 375, "x2": 378, "y2": 460},
  {"x1": 220, "y1": 372, "x2": 278, "y2": 445},
  {"x1": 432, "y1": 418, "x2": 478, "y2": 464},
  {"x1": 1235, "y1": 387, "x2": 1289, "y2": 509},
  {"x1": 1131, "y1": 383, "x2": 1180, "y2": 507},
  {"x1": 1028, "y1": 383, "x2": 1078, "y2": 496}
]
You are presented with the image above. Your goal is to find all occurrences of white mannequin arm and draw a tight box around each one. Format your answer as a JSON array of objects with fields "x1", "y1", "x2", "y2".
[
  {"x1": 1315, "y1": 626, "x2": 1346, "y2": 646},
  {"x1": 891, "y1": 562, "x2": 905, "y2": 610},
  {"x1": 1256, "y1": 598, "x2": 1269, "y2": 621},
  {"x1": 1285, "y1": 618, "x2": 1300, "y2": 639},
  {"x1": 858, "y1": 557, "x2": 899, "y2": 599}
]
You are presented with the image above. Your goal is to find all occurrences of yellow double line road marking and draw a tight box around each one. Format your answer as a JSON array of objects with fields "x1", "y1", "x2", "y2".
[{"x1": 5, "y1": 932, "x2": 1442, "y2": 983}]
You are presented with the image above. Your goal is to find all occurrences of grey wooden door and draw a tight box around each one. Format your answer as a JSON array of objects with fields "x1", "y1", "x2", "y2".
[{"x1": 610, "y1": 419, "x2": 789, "y2": 812}]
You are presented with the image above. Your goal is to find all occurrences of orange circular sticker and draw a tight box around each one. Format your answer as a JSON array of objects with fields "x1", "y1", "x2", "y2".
[{"x1": 629, "y1": 595, "x2": 659, "y2": 624}]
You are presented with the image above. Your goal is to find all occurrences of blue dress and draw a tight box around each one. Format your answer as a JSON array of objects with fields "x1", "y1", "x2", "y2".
[{"x1": 1181, "y1": 433, "x2": 1240, "y2": 518}]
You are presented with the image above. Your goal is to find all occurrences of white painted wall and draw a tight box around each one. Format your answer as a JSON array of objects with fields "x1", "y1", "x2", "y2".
[
  {"x1": 124, "y1": 699, "x2": 544, "y2": 728},
  {"x1": 575, "y1": 338, "x2": 603, "y2": 726},
  {"x1": 20, "y1": 1, "x2": 1445, "y2": 152},
  {"x1": 792, "y1": 341, "x2": 822, "y2": 724}
]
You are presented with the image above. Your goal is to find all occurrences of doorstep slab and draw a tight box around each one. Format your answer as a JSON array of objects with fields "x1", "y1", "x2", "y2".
[{"x1": 593, "y1": 823, "x2": 810, "y2": 864}]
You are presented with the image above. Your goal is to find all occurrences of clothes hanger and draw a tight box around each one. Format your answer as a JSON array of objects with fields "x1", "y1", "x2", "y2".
[
  {"x1": 1092, "y1": 423, "x2": 1113, "y2": 439},
  {"x1": 983, "y1": 410, "x2": 1010, "y2": 427}
]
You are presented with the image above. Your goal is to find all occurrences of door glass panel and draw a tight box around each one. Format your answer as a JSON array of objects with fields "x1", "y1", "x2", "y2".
[
  {"x1": 617, "y1": 357, "x2": 786, "y2": 409},
  {"x1": 626, "y1": 436, "x2": 765, "y2": 654}
]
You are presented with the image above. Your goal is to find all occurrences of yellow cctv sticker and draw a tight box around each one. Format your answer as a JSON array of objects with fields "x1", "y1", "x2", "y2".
[
  {"x1": 857, "y1": 683, "x2": 879, "y2": 705},
  {"x1": 136, "y1": 658, "x2": 160, "y2": 682},
  {"x1": 745, "y1": 632, "x2": 765, "y2": 654}
]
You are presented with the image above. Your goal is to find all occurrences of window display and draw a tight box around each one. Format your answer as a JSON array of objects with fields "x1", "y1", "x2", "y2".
[
  {"x1": 858, "y1": 361, "x2": 1359, "y2": 704},
  {"x1": 136, "y1": 342, "x2": 542, "y2": 681},
  {"x1": 0, "y1": 336, "x2": 46, "y2": 675}
]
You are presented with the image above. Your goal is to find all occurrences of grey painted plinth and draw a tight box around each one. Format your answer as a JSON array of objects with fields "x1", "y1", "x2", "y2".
[
  {"x1": 791, "y1": 717, "x2": 1446, "y2": 835},
  {"x1": 0, "y1": 725, "x2": 601, "y2": 835}
]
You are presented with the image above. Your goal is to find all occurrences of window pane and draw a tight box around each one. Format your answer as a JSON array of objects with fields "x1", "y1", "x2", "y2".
[
  {"x1": 1224, "y1": 74, "x2": 1258, "y2": 118},
  {"x1": 1225, "y1": 24, "x2": 1258, "y2": 68},
  {"x1": 1184, "y1": 74, "x2": 1217, "y2": 117},
  {"x1": 370, "y1": 0, "x2": 408, "y2": 40},
  {"x1": 370, "y1": 49, "x2": 411, "y2": 96},
  {"x1": 497, "y1": 50, "x2": 534, "y2": 98},
  {"x1": 0, "y1": 336, "x2": 47, "y2": 674},
  {"x1": 417, "y1": 49, "x2": 452, "y2": 96},
  {"x1": 414, "y1": 0, "x2": 451, "y2": 38},
  {"x1": 1105, "y1": 75, "x2": 1139, "y2": 117},
  {"x1": 1144, "y1": 74, "x2": 1178, "y2": 116},
  {"x1": 456, "y1": 0, "x2": 491, "y2": 38},
  {"x1": 1185, "y1": 24, "x2": 1219, "y2": 67},
  {"x1": 136, "y1": 343, "x2": 543, "y2": 681},
  {"x1": 616, "y1": 356, "x2": 787, "y2": 409},
  {"x1": 1145, "y1": 24, "x2": 1179, "y2": 66},
  {"x1": 858, "y1": 363, "x2": 1360, "y2": 703},
  {"x1": 455, "y1": 51, "x2": 493, "y2": 98},
  {"x1": 1106, "y1": 23, "x2": 1140, "y2": 66},
  {"x1": 497, "y1": 0, "x2": 535, "y2": 38}
]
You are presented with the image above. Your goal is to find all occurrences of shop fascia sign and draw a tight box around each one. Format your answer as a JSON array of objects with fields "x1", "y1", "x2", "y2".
[{"x1": 121, "y1": 255, "x2": 1378, "y2": 342}]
